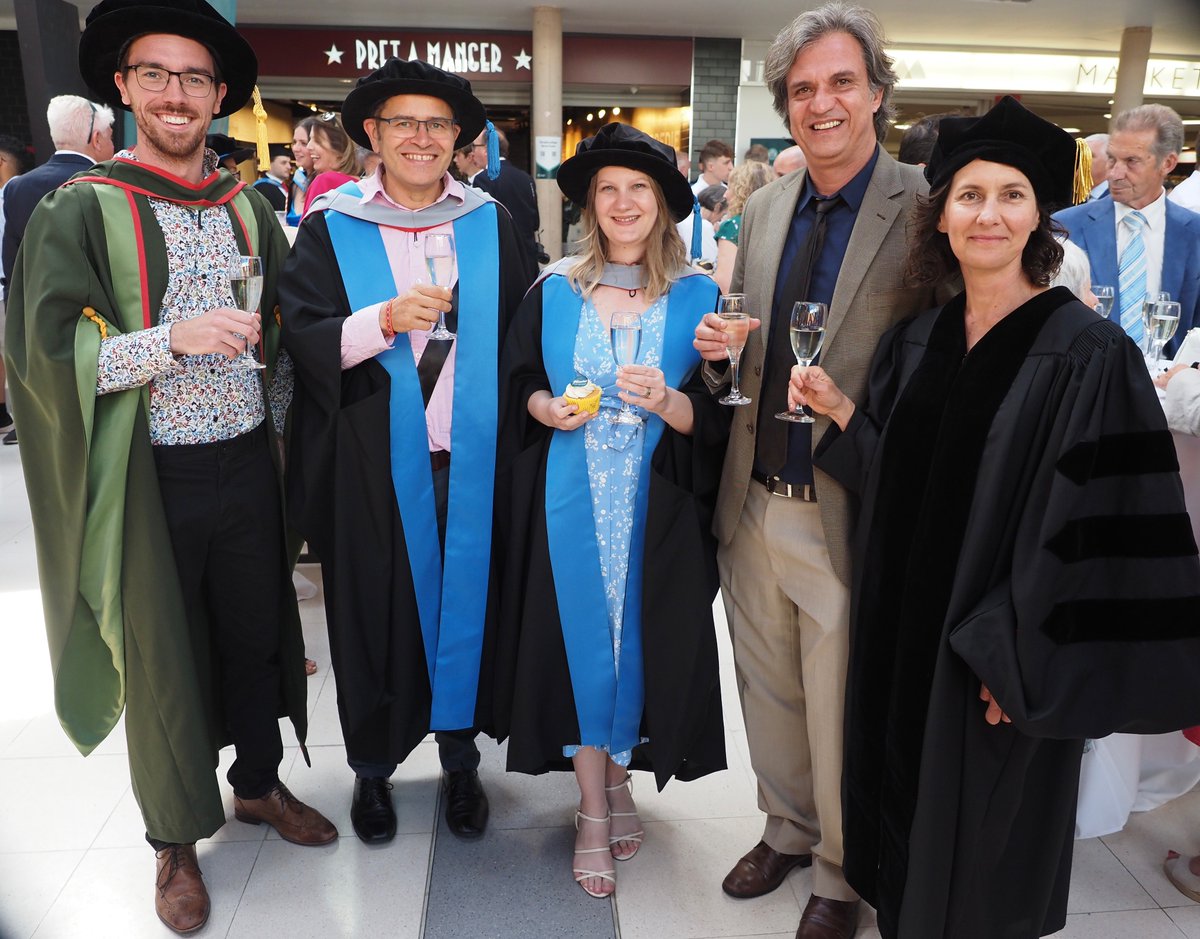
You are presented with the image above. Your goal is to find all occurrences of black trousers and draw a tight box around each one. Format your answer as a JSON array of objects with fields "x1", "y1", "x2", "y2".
[
  {"x1": 152, "y1": 425, "x2": 285, "y2": 801},
  {"x1": 348, "y1": 462, "x2": 480, "y2": 778}
]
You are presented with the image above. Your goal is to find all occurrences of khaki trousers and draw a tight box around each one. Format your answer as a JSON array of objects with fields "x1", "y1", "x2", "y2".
[{"x1": 719, "y1": 481, "x2": 857, "y2": 902}]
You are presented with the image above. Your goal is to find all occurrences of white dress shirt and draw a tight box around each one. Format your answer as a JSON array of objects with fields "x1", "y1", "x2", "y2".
[{"x1": 1115, "y1": 190, "x2": 1167, "y2": 301}]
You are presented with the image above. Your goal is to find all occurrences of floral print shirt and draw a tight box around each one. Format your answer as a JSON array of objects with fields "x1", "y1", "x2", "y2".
[{"x1": 94, "y1": 149, "x2": 292, "y2": 444}]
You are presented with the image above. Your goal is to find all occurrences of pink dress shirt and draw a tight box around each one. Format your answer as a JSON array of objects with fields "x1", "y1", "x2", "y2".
[{"x1": 338, "y1": 168, "x2": 464, "y2": 453}]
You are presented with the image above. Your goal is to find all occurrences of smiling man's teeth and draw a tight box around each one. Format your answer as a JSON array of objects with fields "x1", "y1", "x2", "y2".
[
  {"x1": 814, "y1": 120, "x2": 842, "y2": 130},
  {"x1": 405, "y1": 154, "x2": 436, "y2": 161},
  {"x1": 161, "y1": 115, "x2": 190, "y2": 125}
]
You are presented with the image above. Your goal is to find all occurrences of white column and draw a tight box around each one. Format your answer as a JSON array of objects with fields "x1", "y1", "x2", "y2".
[
  {"x1": 532, "y1": 6, "x2": 563, "y2": 262},
  {"x1": 1112, "y1": 26, "x2": 1152, "y2": 128}
]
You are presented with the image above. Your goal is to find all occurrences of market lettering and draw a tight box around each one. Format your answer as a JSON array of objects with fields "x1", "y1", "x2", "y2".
[
  {"x1": 1074, "y1": 63, "x2": 1119, "y2": 88},
  {"x1": 425, "y1": 41, "x2": 503, "y2": 74}
]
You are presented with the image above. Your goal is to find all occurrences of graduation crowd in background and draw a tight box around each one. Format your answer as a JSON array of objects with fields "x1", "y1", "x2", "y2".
[{"x1": 2, "y1": 1, "x2": 1200, "y2": 938}]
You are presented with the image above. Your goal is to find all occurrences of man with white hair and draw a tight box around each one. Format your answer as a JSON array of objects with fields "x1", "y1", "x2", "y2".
[{"x1": 1, "y1": 94, "x2": 114, "y2": 445}]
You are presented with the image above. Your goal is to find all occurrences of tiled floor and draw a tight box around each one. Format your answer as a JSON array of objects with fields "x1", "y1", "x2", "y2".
[{"x1": 3, "y1": 440, "x2": 1200, "y2": 938}]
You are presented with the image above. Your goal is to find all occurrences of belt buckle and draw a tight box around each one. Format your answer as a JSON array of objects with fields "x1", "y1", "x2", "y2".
[
  {"x1": 765, "y1": 476, "x2": 815, "y2": 502},
  {"x1": 765, "y1": 475, "x2": 792, "y2": 498}
]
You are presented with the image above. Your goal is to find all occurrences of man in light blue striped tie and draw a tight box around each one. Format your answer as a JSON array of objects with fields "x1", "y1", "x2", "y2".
[
  {"x1": 1053, "y1": 103, "x2": 1200, "y2": 361},
  {"x1": 1117, "y1": 210, "x2": 1147, "y2": 346}
]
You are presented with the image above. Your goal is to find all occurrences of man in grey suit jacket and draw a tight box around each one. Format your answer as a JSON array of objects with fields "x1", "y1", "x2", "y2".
[
  {"x1": 1054, "y1": 104, "x2": 1199, "y2": 359},
  {"x1": 694, "y1": 6, "x2": 941, "y2": 937}
]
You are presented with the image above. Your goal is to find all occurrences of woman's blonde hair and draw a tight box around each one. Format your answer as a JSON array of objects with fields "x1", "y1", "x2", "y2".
[
  {"x1": 567, "y1": 171, "x2": 687, "y2": 301},
  {"x1": 308, "y1": 117, "x2": 359, "y2": 177},
  {"x1": 724, "y1": 161, "x2": 773, "y2": 218}
]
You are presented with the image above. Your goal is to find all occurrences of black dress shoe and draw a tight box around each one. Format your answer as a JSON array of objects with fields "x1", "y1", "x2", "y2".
[
  {"x1": 350, "y1": 776, "x2": 396, "y2": 844},
  {"x1": 443, "y1": 769, "x2": 488, "y2": 838}
]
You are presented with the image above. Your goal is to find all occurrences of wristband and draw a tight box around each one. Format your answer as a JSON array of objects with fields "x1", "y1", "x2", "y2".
[{"x1": 382, "y1": 299, "x2": 395, "y2": 338}]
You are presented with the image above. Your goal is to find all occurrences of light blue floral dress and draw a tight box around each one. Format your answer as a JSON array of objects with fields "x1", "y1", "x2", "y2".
[{"x1": 562, "y1": 293, "x2": 667, "y2": 765}]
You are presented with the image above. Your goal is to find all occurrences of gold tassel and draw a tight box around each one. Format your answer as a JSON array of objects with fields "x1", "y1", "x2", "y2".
[
  {"x1": 252, "y1": 85, "x2": 270, "y2": 172},
  {"x1": 1073, "y1": 137, "x2": 1092, "y2": 205},
  {"x1": 82, "y1": 306, "x2": 108, "y2": 340}
]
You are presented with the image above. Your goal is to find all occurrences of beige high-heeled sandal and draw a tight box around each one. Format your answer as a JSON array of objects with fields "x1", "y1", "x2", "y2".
[
  {"x1": 574, "y1": 810, "x2": 617, "y2": 898},
  {"x1": 605, "y1": 774, "x2": 645, "y2": 862}
]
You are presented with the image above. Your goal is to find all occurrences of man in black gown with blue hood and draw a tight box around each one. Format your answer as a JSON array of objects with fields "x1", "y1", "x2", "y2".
[{"x1": 279, "y1": 59, "x2": 533, "y2": 845}]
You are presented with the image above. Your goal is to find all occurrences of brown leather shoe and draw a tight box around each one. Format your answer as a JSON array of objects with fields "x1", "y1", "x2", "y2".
[
  {"x1": 795, "y1": 894, "x2": 860, "y2": 939},
  {"x1": 722, "y1": 840, "x2": 813, "y2": 898},
  {"x1": 234, "y1": 781, "x2": 338, "y2": 846},
  {"x1": 154, "y1": 843, "x2": 209, "y2": 935}
]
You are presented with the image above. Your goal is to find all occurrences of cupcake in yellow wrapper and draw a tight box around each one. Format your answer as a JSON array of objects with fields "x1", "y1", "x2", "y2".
[{"x1": 563, "y1": 377, "x2": 602, "y2": 414}]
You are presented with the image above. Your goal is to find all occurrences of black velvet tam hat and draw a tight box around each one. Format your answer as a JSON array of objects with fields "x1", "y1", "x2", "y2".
[
  {"x1": 557, "y1": 123, "x2": 695, "y2": 223},
  {"x1": 79, "y1": 0, "x2": 257, "y2": 118},
  {"x1": 341, "y1": 58, "x2": 487, "y2": 150},
  {"x1": 926, "y1": 96, "x2": 1078, "y2": 211},
  {"x1": 205, "y1": 133, "x2": 254, "y2": 164}
]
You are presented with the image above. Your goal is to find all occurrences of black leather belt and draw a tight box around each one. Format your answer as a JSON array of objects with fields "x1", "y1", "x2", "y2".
[
  {"x1": 430, "y1": 450, "x2": 450, "y2": 471},
  {"x1": 751, "y1": 470, "x2": 817, "y2": 502}
]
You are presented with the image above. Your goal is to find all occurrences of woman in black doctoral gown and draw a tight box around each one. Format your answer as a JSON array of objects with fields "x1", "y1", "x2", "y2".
[
  {"x1": 788, "y1": 96, "x2": 1200, "y2": 938},
  {"x1": 493, "y1": 123, "x2": 728, "y2": 899}
]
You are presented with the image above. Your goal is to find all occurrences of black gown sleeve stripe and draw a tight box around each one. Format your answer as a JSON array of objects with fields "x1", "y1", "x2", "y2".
[
  {"x1": 1044, "y1": 595, "x2": 1200, "y2": 643},
  {"x1": 1044, "y1": 512, "x2": 1199, "y2": 562},
  {"x1": 1056, "y1": 430, "x2": 1181, "y2": 484}
]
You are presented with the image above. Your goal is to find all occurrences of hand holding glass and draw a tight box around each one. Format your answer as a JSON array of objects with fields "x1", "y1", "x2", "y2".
[
  {"x1": 228, "y1": 255, "x2": 265, "y2": 370},
  {"x1": 610, "y1": 311, "x2": 643, "y2": 426},
  {"x1": 1092, "y1": 285, "x2": 1114, "y2": 319},
  {"x1": 717, "y1": 294, "x2": 752, "y2": 406},
  {"x1": 777, "y1": 301, "x2": 827, "y2": 423},
  {"x1": 424, "y1": 233, "x2": 456, "y2": 340}
]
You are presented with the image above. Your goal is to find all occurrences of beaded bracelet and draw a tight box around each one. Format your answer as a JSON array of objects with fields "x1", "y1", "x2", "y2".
[{"x1": 383, "y1": 298, "x2": 395, "y2": 338}]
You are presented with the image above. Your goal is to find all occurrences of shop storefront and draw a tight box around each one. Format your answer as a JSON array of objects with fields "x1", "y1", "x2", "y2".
[{"x1": 234, "y1": 26, "x2": 694, "y2": 177}]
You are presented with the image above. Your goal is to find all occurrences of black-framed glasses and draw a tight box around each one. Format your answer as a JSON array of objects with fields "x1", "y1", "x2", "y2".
[
  {"x1": 373, "y1": 115, "x2": 458, "y2": 139},
  {"x1": 85, "y1": 102, "x2": 96, "y2": 144},
  {"x1": 124, "y1": 64, "x2": 216, "y2": 97}
]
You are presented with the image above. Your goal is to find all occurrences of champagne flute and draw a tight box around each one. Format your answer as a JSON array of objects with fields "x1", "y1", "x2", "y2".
[
  {"x1": 228, "y1": 255, "x2": 265, "y2": 370},
  {"x1": 1149, "y1": 299, "x2": 1181, "y2": 368},
  {"x1": 425, "y1": 232, "x2": 456, "y2": 340},
  {"x1": 776, "y1": 301, "x2": 827, "y2": 423},
  {"x1": 1141, "y1": 291, "x2": 1170, "y2": 355},
  {"x1": 1092, "y1": 285, "x2": 1114, "y2": 319},
  {"x1": 610, "y1": 311, "x2": 643, "y2": 426},
  {"x1": 717, "y1": 293, "x2": 752, "y2": 406}
]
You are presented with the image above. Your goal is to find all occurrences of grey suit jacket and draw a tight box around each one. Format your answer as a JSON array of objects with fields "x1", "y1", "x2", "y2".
[{"x1": 712, "y1": 147, "x2": 937, "y2": 584}]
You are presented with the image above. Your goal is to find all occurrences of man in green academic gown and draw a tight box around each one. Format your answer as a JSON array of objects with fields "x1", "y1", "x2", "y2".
[{"x1": 3, "y1": 1, "x2": 336, "y2": 933}]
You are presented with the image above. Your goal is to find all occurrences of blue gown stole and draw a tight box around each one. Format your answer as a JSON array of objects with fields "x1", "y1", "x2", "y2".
[
  {"x1": 323, "y1": 186, "x2": 500, "y2": 731},
  {"x1": 540, "y1": 272, "x2": 717, "y2": 753}
]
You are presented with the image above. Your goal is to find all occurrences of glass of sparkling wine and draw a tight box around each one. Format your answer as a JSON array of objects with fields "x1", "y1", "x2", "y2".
[
  {"x1": 228, "y1": 255, "x2": 265, "y2": 370},
  {"x1": 610, "y1": 311, "x2": 643, "y2": 426},
  {"x1": 777, "y1": 301, "x2": 827, "y2": 423},
  {"x1": 717, "y1": 293, "x2": 752, "y2": 406},
  {"x1": 1149, "y1": 299, "x2": 1181, "y2": 367},
  {"x1": 425, "y1": 232, "x2": 456, "y2": 340},
  {"x1": 1141, "y1": 291, "x2": 1170, "y2": 354},
  {"x1": 1092, "y1": 285, "x2": 1114, "y2": 319}
]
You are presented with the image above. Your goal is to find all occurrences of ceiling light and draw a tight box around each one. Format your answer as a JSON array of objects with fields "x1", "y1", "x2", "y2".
[
  {"x1": 598, "y1": 109, "x2": 606, "y2": 118},
  {"x1": 1061, "y1": 127, "x2": 1081, "y2": 134},
  {"x1": 566, "y1": 118, "x2": 572, "y2": 125},
  {"x1": 586, "y1": 113, "x2": 594, "y2": 121},
  {"x1": 894, "y1": 123, "x2": 912, "y2": 130},
  {"x1": 612, "y1": 107, "x2": 621, "y2": 115}
]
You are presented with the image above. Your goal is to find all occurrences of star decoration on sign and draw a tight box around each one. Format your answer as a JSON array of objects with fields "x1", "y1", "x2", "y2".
[
  {"x1": 513, "y1": 49, "x2": 532, "y2": 70},
  {"x1": 325, "y1": 45, "x2": 344, "y2": 65}
]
